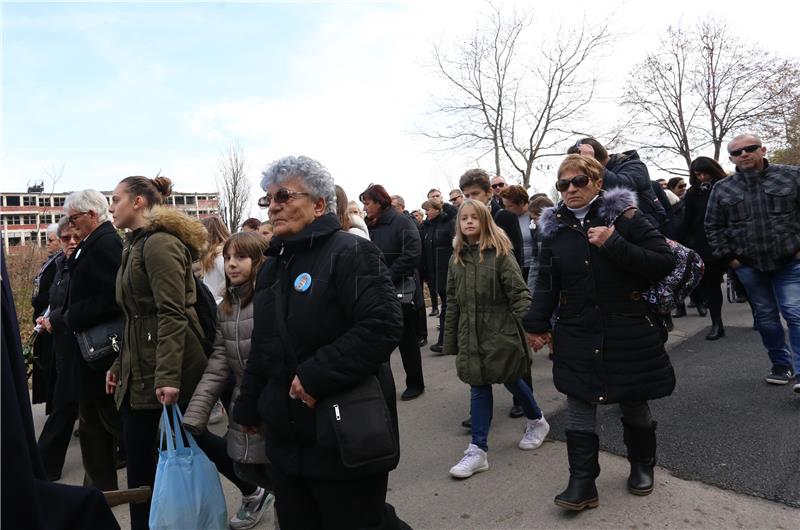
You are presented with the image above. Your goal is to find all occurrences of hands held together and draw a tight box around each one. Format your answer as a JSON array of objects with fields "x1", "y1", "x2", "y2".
[{"x1": 526, "y1": 332, "x2": 552, "y2": 352}]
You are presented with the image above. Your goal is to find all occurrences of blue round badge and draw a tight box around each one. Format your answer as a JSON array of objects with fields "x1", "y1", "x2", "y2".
[{"x1": 294, "y1": 273, "x2": 312, "y2": 292}]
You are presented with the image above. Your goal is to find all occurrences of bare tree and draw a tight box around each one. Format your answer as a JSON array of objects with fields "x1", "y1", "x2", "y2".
[
  {"x1": 622, "y1": 17, "x2": 799, "y2": 171},
  {"x1": 425, "y1": 2, "x2": 612, "y2": 188},
  {"x1": 216, "y1": 144, "x2": 251, "y2": 233}
]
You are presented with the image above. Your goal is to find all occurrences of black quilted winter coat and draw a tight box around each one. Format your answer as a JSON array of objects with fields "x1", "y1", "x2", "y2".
[{"x1": 522, "y1": 188, "x2": 676, "y2": 404}]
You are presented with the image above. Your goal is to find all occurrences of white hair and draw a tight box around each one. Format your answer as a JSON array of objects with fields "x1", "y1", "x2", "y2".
[
  {"x1": 45, "y1": 223, "x2": 59, "y2": 237},
  {"x1": 260, "y1": 156, "x2": 336, "y2": 215},
  {"x1": 64, "y1": 189, "x2": 110, "y2": 222}
]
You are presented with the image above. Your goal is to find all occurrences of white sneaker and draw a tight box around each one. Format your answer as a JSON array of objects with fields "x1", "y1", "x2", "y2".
[
  {"x1": 449, "y1": 443, "x2": 489, "y2": 479},
  {"x1": 519, "y1": 416, "x2": 550, "y2": 450},
  {"x1": 230, "y1": 487, "x2": 273, "y2": 530},
  {"x1": 793, "y1": 381, "x2": 800, "y2": 394}
]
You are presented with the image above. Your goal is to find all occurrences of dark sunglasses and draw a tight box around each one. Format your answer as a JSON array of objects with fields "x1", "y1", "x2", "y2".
[
  {"x1": 257, "y1": 188, "x2": 310, "y2": 208},
  {"x1": 59, "y1": 234, "x2": 81, "y2": 243},
  {"x1": 728, "y1": 144, "x2": 761, "y2": 157},
  {"x1": 491, "y1": 183, "x2": 506, "y2": 189},
  {"x1": 555, "y1": 174, "x2": 590, "y2": 192}
]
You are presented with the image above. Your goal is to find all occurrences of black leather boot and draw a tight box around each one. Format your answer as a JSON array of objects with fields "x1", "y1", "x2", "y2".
[
  {"x1": 696, "y1": 300, "x2": 708, "y2": 317},
  {"x1": 672, "y1": 302, "x2": 686, "y2": 318},
  {"x1": 622, "y1": 419, "x2": 656, "y2": 496},
  {"x1": 554, "y1": 431, "x2": 600, "y2": 511},
  {"x1": 705, "y1": 316, "x2": 725, "y2": 340}
]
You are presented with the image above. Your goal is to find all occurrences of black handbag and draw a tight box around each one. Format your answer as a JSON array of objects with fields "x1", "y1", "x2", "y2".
[
  {"x1": 315, "y1": 376, "x2": 399, "y2": 469},
  {"x1": 75, "y1": 318, "x2": 124, "y2": 363},
  {"x1": 393, "y1": 275, "x2": 416, "y2": 305}
]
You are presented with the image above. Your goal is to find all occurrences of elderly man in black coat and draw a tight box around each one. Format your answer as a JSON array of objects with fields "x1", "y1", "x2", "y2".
[{"x1": 64, "y1": 189, "x2": 124, "y2": 491}]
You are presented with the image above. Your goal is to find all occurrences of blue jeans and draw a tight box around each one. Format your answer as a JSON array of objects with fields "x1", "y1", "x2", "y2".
[
  {"x1": 734, "y1": 258, "x2": 800, "y2": 374},
  {"x1": 470, "y1": 378, "x2": 543, "y2": 452}
]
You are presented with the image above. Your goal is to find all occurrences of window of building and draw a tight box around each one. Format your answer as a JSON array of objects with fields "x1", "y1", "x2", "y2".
[
  {"x1": 3, "y1": 215, "x2": 22, "y2": 225},
  {"x1": 22, "y1": 214, "x2": 38, "y2": 225},
  {"x1": 23, "y1": 196, "x2": 37, "y2": 206},
  {"x1": 53, "y1": 196, "x2": 66, "y2": 207},
  {"x1": 174, "y1": 196, "x2": 185, "y2": 205},
  {"x1": 38, "y1": 197, "x2": 51, "y2": 207},
  {"x1": 5, "y1": 196, "x2": 21, "y2": 206},
  {"x1": 53, "y1": 213, "x2": 64, "y2": 223},
  {"x1": 185, "y1": 196, "x2": 196, "y2": 205},
  {"x1": 40, "y1": 233, "x2": 48, "y2": 245}
]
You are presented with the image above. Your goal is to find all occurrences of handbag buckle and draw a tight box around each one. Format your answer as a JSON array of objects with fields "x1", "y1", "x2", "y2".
[
  {"x1": 334, "y1": 404, "x2": 341, "y2": 421},
  {"x1": 110, "y1": 334, "x2": 120, "y2": 353}
]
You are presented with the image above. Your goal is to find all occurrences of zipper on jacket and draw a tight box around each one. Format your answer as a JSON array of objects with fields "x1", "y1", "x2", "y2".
[{"x1": 234, "y1": 292, "x2": 245, "y2": 370}]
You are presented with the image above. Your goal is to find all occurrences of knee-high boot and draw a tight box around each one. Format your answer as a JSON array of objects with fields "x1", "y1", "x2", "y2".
[
  {"x1": 554, "y1": 430, "x2": 600, "y2": 511},
  {"x1": 622, "y1": 419, "x2": 657, "y2": 496}
]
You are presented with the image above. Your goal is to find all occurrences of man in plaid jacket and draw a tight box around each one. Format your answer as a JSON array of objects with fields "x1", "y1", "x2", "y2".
[{"x1": 705, "y1": 134, "x2": 800, "y2": 392}]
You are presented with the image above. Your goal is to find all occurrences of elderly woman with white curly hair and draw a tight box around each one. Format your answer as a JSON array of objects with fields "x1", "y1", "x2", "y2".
[
  {"x1": 63, "y1": 189, "x2": 124, "y2": 491},
  {"x1": 234, "y1": 156, "x2": 410, "y2": 529}
]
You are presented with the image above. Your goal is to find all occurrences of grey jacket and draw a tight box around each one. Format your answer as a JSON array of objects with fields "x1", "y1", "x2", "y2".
[{"x1": 183, "y1": 286, "x2": 267, "y2": 464}]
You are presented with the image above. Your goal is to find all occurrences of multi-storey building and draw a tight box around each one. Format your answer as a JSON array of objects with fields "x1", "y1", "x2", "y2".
[{"x1": 0, "y1": 184, "x2": 219, "y2": 252}]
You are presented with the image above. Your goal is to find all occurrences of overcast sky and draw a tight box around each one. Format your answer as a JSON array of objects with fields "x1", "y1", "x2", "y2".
[{"x1": 2, "y1": 0, "x2": 798, "y2": 214}]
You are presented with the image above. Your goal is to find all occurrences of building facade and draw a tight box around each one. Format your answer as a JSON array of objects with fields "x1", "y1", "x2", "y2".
[{"x1": 1, "y1": 187, "x2": 219, "y2": 252}]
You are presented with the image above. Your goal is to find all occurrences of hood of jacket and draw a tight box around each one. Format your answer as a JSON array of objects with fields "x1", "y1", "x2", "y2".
[
  {"x1": 267, "y1": 212, "x2": 341, "y2": 256},
  {"x1": 143, "y1": 206, "x2": 208, "y2": 258},
  {"x1": 607, "y1": 149, "x2": 642, "y2": 168},
  {"x1": 538, "y1": 187, "x2": 638, "y2": 238}
]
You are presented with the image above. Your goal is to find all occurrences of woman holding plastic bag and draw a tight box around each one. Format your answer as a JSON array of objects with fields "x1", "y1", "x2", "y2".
[{"x1": 105, "y1": 175, "x2": 263, "y2": 530}]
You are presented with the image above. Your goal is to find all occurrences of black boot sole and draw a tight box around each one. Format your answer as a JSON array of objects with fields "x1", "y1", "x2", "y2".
[
  {"x1": 554, "y1": 497, "x2": 599, "y2": 511},
  {"x1": 628, "y1": 485, "x2": 653, "y2": 496}
]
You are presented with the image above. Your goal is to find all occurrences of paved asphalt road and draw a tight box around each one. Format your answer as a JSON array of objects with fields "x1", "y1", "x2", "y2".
[{"x1": 32, "y1": 298, "x2": 799, "y2": 529}]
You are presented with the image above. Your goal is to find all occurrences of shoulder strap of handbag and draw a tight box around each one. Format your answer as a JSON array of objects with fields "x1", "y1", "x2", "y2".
[{"x1": 139, "y1": 233, "x2": 206, "y2": 345}]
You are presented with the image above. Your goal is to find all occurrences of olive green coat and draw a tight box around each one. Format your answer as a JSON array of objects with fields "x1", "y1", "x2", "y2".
[
  {"x1": 443, "y1": 245, "x2": 532, "y2": 385},
  {"x1": 111, "y1": 207, "x2": 209, "y2": 410}
]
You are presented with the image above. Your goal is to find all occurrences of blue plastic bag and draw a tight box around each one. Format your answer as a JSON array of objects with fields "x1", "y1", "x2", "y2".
[{"x1": 149, "y1": 405, "x2": 228, "y2": 530}]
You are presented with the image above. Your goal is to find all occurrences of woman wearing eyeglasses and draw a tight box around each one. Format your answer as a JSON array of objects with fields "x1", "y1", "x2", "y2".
[
  {"x1": 235, "y1": 157, "x2": 407, "y2": 529},
  {"x1": 523, "y1": 154, "x2": 676, "y2": 512}
]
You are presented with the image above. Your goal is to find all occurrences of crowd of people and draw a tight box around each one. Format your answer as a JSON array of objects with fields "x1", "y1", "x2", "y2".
[{"x1": 22, "y1": 132, "x2": 799, "y2": 528}]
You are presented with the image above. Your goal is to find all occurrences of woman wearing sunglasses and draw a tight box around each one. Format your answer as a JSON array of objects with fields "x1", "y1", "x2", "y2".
[{"x1": 523, "y1": 154, "x2": 676, "y2": 512}]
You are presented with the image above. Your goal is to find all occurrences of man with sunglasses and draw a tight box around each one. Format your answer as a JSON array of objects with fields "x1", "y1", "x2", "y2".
[
  {"x1": 706, "y1": 134, "x2": 800, "y2": 391},
  {"x1": 490, "y1": 176, "x2": 507, "y2": 212}
]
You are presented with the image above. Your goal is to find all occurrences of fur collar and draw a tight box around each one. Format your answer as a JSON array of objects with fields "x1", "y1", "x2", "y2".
[
  {"x1": 143, "y1": 206, "x2": 209, "y2": 255},
  {"x1": 537, "y1": 187, "x2": 638, "y2": 238}
]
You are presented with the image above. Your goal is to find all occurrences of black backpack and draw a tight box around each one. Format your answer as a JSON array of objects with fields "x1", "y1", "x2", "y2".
[{"x1": 140, "y1": 234, "x2": 217, "y2": 356}]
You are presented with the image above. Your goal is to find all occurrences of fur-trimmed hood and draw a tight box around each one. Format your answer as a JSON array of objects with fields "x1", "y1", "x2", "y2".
[
  {"x1": 143, "y1": 206, "x2": 208, "y2": 256},
  {"x1": 537, "y1": 187, "x2": 638, "y2": 238}
]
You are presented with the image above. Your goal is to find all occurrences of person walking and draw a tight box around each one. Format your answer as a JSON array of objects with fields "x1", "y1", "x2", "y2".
[
  {"x1": 63, "y1": 189, "x2": 124, "y2": 492},
  {"x1": 444, "y1": 199, "x2": 549, "y2": 479},
  {"x1": 421, "y1": 198, "x2": 455, "y2": 353},
  {"x1": 706, "y1": 134, "x2": 800, "y2": 389},
  {"x1": 361, "y1": 183, "x2": 426, "y2": 400},
  {"x1": 183, "y1": 232, "x2": 274, "y2": 529},
  {"x1": 35, "y1": 218, "x2": 81, "y2": 481},
  {"x1": 105, "y1": 175, "x2": 262, "y2": 530},
  {"x1": 234, "y1": 156, "x2": 408, "y2": 528},
  {"x1": 524, "y1": 154, "x2": 676, "y2": 511},
  {"x1": 677, "y1": 157, "x2": 729, "y2": 340}
]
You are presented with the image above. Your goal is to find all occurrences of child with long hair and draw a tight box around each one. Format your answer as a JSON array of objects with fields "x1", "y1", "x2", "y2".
[
  {"x1": 183, "y1": 232, "x2": 274, "y2": 529},
  {"x1": 199, "y1": 216, "x2": 231, "y2": 304},
  {"x1": 444, "y1": 199, "x2": 549, "y2": 479}
]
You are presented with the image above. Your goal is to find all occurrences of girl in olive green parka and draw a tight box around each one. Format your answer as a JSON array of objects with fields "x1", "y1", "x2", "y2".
[
  {"x1": 444, "y1": 199, "x2": 550, "y2": 480},
  {"x1": 105, "y1": 176, "x2": 260, "y2": 530}
]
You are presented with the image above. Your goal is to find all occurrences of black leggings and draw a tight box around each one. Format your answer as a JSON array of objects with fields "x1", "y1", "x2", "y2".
[
  {"x1": 120, "y1": 399, "x2": 256, "y2": 530},
  {"x1": 699, "y1": 260, "x2": 726, "y2": 321}
]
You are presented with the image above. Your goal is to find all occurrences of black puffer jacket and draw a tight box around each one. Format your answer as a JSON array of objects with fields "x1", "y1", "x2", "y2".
[
  {"x1": 421, "y1": 207, "x2": 455, "y2": 293},
  {"x1": 234, "y1": 213, "x2": 404, "y2": 478},
  {"x1": 605, "y1": 150, "x2": 667, "y2": 231},
  {"x1": 678, "y1": 183, "x2": 718, "y2": 262},
  {"x1": 522, "y1": 188, "x2": 676, "y2": 404}
]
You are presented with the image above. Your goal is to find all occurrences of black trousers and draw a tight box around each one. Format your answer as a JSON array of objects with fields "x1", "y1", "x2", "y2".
[
  {"x1": 37, "y1": 399, "x2": 79, "y2": 480},
  {"x1": 120, "y1": 400, "x2": 257, "y2": 530},
  {"x1": 399, "y1": 304, "x2": 424, "y2": 391},
  {"x1": 78, "y1": 390, "x2": 122, "y2": 491},
  {"x1": 426, "y1": 280, "x2": 438, "y2": 311},
  {"x1": 436, "y1": 289, "x2": 447, "y2": 346},
  {"x1": 699, "y1": 260, "x2": 726, "y2": 321},
  {"x1": 271, "y1": 467, "x2": 388, "y2": 530}
]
